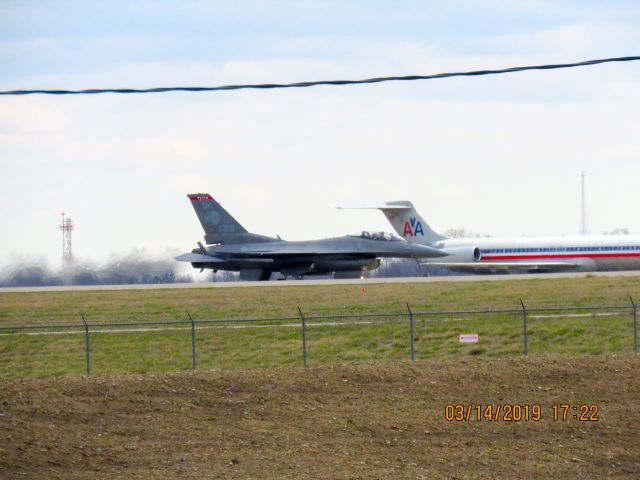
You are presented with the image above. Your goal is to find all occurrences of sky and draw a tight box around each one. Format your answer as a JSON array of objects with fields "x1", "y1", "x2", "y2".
[{"x1": 1, "y1": 0, "x2": 639, "y2": 267}]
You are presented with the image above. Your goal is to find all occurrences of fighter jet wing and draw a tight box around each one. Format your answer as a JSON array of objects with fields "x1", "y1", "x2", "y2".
[
  {"x1": 423, "y1": 261, "x2": 581, "y2": 273},
  {"x1": 223, "y1": 240, "x2": 447, "y2": 258},
  {"x1": 245, "y1": 248, "x2": 448, "y2": 258}
]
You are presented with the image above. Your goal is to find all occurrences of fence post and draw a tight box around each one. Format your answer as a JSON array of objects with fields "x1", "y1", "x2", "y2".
[
  {"x1": 520, "y1": 299, "x2": 528, "y2": 356},
  {"x1": 630, "y1": 296, "x2": 637, "y2": 354},
  {"x1": 186, "y1": 311, "x2": 197, "y2": 370},
  {"x1": 407, "y1": 303, "x2": 415, "y2": 361},
  {"x1": 81, "y1": 313, "x2": 90, "y2": 375},
  {"x1": 298, "y1": 306, "x2": 307, "y2": 366}
]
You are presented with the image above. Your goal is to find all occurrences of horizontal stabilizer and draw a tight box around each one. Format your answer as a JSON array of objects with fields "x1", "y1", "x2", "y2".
[
  {"x1": 175, "y1": 253, "x2": 226, "y2": 263},
  {"x1": 336, "y1": 202, "x2": 411, "y2": 210},
  {"x1": 337, "y1": 200, "x2": 447, "y2": 243}
]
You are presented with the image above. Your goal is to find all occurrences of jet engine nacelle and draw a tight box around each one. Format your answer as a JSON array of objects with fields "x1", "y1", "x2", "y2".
[{"x1": 439, "y1": 246, "x2": 481, "y2": 263}]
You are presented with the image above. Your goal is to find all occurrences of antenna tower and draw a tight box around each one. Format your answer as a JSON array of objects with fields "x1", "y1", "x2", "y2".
[
  {"x1": 59, "y1": 212, "x2": 74, "y2": 261},
  {"x1": 580, "y1": 171, "x2": 589, "y2": 235}
]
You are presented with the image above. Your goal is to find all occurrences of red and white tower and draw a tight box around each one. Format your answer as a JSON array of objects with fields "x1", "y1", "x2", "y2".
[{"x1": 59, "y1": 212, "x2": 74, "y2": 261}]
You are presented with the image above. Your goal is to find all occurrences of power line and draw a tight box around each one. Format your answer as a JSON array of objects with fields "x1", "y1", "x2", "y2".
[{"x1": 1, "y1": 55, "x2": 638, "y2": 96}]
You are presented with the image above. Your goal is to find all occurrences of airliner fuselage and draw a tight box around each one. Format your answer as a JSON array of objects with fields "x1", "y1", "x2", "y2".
[
  {"x1": 340, "y1": 201, "x2": 640, "y2": 274},
  {"x1": 431, "y1": 235, "x2": 640, "y2": 273}
]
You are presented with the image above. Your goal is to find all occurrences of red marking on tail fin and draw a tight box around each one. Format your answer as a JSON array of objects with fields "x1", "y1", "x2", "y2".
[{"x1": 188, "y1": 194, "x2": 214, "y2": 201}]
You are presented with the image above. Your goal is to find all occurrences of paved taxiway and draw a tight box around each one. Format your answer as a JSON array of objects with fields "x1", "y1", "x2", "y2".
[{"x1": 1, "y1": 270, "x2": 639, "y2": 293}]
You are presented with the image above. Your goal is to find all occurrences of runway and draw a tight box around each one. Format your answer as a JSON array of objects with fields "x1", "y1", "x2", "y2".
[{"x1": 1, "y1": 270, "x2": 639, "y2": 293}]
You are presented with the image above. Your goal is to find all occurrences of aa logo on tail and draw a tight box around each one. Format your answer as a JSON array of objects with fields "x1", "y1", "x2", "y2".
[{"x1": 403, "y1": 217, "x2": 424, "y2": 237}]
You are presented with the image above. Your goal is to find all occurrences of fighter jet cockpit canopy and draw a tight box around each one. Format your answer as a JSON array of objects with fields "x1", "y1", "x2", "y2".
[{"x1": 355, "y1": 231, "x2": 404, "y2": 242}]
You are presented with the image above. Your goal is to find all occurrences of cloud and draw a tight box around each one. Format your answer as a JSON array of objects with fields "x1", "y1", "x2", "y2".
[{"x1": 1, "y1": 1, "x2": 640, "y2": 264}]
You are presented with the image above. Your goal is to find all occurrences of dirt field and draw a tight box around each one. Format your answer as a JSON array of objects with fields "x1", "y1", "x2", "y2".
[{"x1": 2, "y1": 355, "x2": 639, "y2": 479}]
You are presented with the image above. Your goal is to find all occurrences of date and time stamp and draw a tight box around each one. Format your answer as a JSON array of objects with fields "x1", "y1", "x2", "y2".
[{"x1": 444, "y1": 403, "x2": 600, "y2": 422}]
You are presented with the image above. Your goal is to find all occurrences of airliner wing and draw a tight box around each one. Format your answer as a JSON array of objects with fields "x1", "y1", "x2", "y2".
[{"x1": 424, "y1": 261, "x2": 582, "y2": 273}]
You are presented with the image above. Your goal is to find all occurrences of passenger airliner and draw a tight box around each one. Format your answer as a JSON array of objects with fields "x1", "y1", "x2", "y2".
[{"x1": 339, "y1": 201, "x2": 640, "y2": 273}]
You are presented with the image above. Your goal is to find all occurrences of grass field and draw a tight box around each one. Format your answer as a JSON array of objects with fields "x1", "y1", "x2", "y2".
[
  {"x1": 1, "y1": 275, "x2": 640, "y2": 324},
  {"x1": 1, "y1": 275, "x2": 639, "y2": 378},
  {"x1": 1, "y1": 356, "x2": 639, "y2": 479}
]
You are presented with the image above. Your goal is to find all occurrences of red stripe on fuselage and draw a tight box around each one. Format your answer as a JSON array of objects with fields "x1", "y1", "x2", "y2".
[{"x1": 481, "y1": 253, "x2": 640, "y2": 261}]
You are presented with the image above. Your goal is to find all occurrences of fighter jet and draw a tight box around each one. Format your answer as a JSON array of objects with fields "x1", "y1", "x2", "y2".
[{"x1": 175, "y1": 194, "x2": 448, "y2": 280}]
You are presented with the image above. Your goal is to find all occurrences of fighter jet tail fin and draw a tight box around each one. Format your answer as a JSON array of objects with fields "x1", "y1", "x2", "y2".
[
  {"x1": 337, "y1": 201, "x2": 447, "y2": 244},
  {"x1": 188, "y1": 193, "x2": 275, "y2": 244}
]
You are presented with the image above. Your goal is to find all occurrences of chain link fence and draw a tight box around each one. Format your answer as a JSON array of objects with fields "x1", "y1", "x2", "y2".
[{"x1": 0, "y1": 298, "x2": 637, "y2": 377}]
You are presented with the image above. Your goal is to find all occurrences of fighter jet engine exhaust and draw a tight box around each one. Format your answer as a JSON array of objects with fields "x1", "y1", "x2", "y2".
[{"x1": 0, "y1": 250, "x2": 195, "y2": 287}]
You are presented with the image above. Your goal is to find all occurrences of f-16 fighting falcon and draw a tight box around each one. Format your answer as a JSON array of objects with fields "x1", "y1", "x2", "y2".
[{"x1": 176, "y1": 194, "x2": 448, "y2": 280}]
